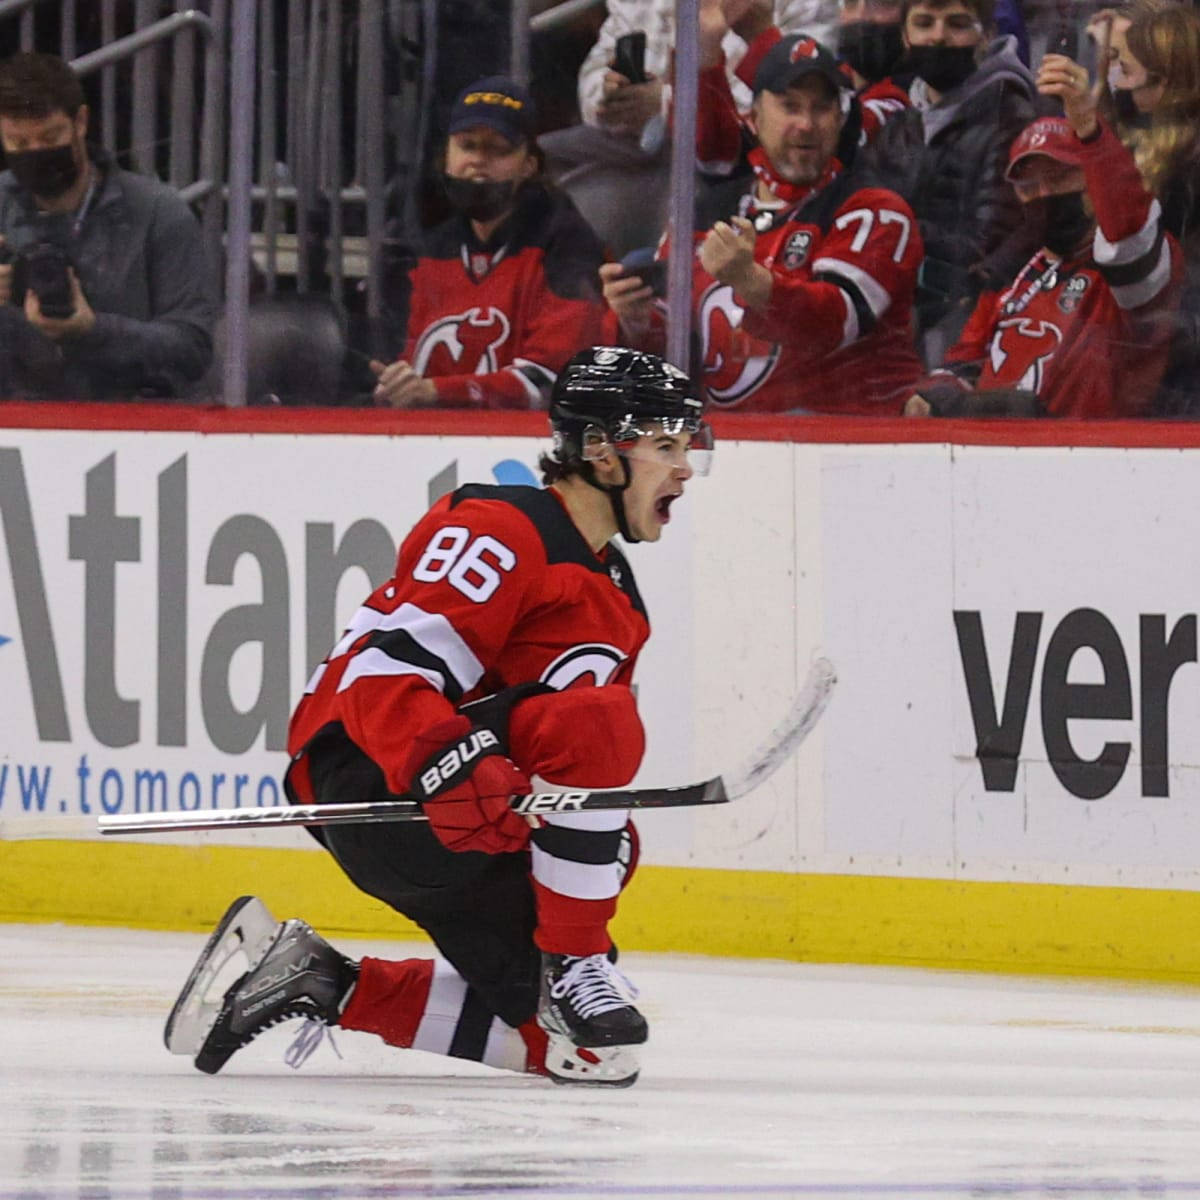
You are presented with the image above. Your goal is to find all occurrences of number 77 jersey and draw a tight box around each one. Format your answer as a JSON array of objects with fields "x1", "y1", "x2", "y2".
[
  {"x1": 691, "y1": 169, "x2": 924, "y2": 415},
  {"x1": 286, "y1": 484, "x2": 650, "y2": 798}
]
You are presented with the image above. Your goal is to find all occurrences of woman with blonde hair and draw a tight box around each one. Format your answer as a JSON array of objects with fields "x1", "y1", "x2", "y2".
[
  {"x1": 1110, "y1": 3, "x2": 1200, "y2": 411},
  {"x1": 1114, "y1": 5, "x2": 1200, "y2": 221}
]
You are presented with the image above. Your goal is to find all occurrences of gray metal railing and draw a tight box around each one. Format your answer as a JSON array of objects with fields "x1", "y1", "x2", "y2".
[
  {"x1": 0, "y1": 0, "x2": 222, "y2": 202},
  {"x1": 223, "y1": 0, "x2": 255, "y2": 409},
  {"x1": 0, "y1": 0, "x2": 699, "y2": 402},
  {"x1": 70, "y1": 9, "x2": 220, "y2": 197},
  {"x1": 528, "y1": 0, "x2": 604, "y2": 35}
]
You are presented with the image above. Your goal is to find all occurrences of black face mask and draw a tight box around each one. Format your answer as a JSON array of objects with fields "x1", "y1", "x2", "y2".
[
  {"x1": 905, "y1": 44, "x2": 978, "y2": 93},
  {"x1": 1043, "y1": 191, "x2": 1092, "y2": 256},
  {"x1": 837, "y1": 21, "x2": 905, "y2": 83},
  {"x1": 441, "y1": 175, "x2": 520, "y2": 223},
  {"x1": 5, "y1": 142, "x2": 80, "y2": 199}
]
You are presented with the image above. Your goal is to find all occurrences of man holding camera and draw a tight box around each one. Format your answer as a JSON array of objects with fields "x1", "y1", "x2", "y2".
[{"x1": 0, "y1": 52, "x2": 217, "y2": 401}]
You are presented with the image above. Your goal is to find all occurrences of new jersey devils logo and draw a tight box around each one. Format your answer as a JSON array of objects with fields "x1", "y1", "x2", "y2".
[
  {"x1": 697, "y1": 283, "x2": 780, "y2": 405},
  {"x1": 414, "y1": 306, "x2": 512, "y2": 375},
  {"x1": 541, "y1": 644, "x2": 627, "y2": 689},
  {"x1": 988, "y1": 317, "x2": 1063, "y2": 393}
]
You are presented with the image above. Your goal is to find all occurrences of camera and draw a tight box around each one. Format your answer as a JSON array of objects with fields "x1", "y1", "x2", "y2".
[{"x1": 0, "y1": 241, "x2": 76, "y2": 319}]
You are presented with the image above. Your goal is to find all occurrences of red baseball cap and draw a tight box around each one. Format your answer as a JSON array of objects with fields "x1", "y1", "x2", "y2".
[{"x1": 1005, "y1": 117, "x2": 1087, "y2": 180}]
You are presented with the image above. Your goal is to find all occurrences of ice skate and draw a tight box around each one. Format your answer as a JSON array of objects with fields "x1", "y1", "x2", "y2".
[
  {"x1": 537, "y1": 951, "x2": 647, "y2": 1086},
  {"x1": 164, "y1": 895, "x2": 356, "y2": 1075}
]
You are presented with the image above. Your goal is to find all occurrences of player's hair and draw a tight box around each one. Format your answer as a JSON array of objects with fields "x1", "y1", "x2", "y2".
[
  {"x1": 538, "y1": 450, "x2": 584, "y2": 486},
  {"x1": 1120, "y1": 5, "x2": 1200, "y2": 199},
  {"x1": 901, "y1": 0, "x2": 995, "y2": 31},
  {"x1": 0, "y1": 52, "x2": 85, "y2": 121}
]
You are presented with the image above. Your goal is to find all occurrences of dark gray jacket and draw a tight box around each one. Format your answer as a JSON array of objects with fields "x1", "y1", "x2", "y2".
[
  {"x1": 861, "y1": 37, "x2": 1039, "y2": 346},
  {"x1": 0, "y1": 150, "x2": 218, "y2": 399}
]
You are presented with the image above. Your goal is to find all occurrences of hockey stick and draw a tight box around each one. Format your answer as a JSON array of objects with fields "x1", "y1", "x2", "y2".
[{"x1": 96, "y1": 657, "x2": 836, "y2": 836}]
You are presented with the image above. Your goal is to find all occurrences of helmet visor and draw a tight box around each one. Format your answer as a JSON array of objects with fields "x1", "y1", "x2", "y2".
[{"x1": 588, "y1": 418, "x2": 714, "y2": 477}]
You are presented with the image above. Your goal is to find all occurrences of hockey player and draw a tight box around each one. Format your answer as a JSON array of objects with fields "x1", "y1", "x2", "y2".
[
  {"x1": 603, "y1": 34, "x2": 924, "y2": 414},
  {"x1": 166, "y1": 346, "x2": 713, "y2": 1088},
  {"x1": 903, "y1": 53, "x2": 1183, "y2": 418},
  {"x1": 370, "y1": 76, "x2": 606, "y2": 409}
]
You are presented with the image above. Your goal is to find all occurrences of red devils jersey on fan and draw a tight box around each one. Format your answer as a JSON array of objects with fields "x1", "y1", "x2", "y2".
[
  {"x1": 286, "y1": 486, "x2": 649, "y2": 802},
  {"x1": 611, "y1": 168, "x2": 923, "y2": 413},
  {"x1": 927, "y1": 122, "x2": 1182, "y2": 418},
  {"x1": 398, "y1": 184, "x2": 606, "y2": 409}
]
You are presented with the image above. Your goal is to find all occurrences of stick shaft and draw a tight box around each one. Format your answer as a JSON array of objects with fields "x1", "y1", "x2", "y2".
[
  {"x1": 97, "y1": 778, "x2": 729, "y2": 836},
  {"x1": 95, "y1": 657, "x2": 835, "y2": 838}
]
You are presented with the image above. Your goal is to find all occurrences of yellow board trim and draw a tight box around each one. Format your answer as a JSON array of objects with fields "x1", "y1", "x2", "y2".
[{"x1": 4, "y1": 840, "x2": 1200, "y2": 984}]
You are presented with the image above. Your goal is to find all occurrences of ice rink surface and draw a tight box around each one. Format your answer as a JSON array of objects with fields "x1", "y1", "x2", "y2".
[{"x1": 4, "y1": 923, "x2": 1200, "y2": 1200}]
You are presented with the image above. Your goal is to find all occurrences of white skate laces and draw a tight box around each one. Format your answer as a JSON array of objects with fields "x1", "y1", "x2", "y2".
[
  {"x1": 284, "y1": 1018, "x2": 344, "y2": 1069},
  {"x1": 550, "y1": 954, "x2": 639, "y2": 1019}
]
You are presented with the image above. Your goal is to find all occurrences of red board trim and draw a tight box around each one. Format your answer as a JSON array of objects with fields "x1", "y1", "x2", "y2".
[{"x1": 3, "y1": 401, "x2": 1200, "y2": 450}]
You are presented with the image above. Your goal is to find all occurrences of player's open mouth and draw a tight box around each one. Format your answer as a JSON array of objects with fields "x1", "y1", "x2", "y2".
[{"x1": 656, "y1": 494, "x2": 679, "y2": 523}]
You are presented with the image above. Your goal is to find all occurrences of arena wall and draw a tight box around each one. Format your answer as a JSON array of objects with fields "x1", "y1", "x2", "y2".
[{"x1": 4, "y1": 404, "x2": 1200, "y2": 982}]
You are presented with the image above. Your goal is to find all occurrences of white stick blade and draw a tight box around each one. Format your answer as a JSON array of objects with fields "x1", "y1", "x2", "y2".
[{"x1": 723, "y1": 657, "x2": 837, "y2": 801}]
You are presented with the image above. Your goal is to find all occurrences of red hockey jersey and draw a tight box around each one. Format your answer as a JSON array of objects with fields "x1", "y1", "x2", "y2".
[
  {"x1": 611, "y1": 166, "x2": 923, "y2": 413},
  {"x1": 925, "y1": 122, "x2": 1182, "y2": 418},
  {"x1": 396, "y1": 185, "x2": 607, "y2": 410},
  {"x1": 286, "y1": 486, "x2": 649, "y2": 804}
]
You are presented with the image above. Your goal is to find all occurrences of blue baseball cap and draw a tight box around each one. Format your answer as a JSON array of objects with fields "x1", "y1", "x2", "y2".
[{"x1": 448, "y1": 75, "x2": 536, "y2": 146}]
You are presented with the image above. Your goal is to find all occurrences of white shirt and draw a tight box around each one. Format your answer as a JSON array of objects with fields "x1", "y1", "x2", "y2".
[{"x1": 577, "y1": 0, "x2": 840, "y2": 128}]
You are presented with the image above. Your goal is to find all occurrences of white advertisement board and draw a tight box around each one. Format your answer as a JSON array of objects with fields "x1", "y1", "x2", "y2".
[
  {"x1": 819, "y1": 443, "x2": 1200, "y2": 890},
  {"x1": 0, "y1": 430, "x2": 693, "y2": 850},
  {"x1": 6, "y1": 423, "x2": 1200, "y2": 894}
]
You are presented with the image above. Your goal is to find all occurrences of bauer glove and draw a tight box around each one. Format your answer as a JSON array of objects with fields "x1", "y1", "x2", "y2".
[{"x1": 405, "y1": 715, "x2": 532, "y2": 854}]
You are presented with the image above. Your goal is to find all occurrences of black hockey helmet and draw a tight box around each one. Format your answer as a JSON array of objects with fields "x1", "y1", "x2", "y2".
[
  {"x1": 549, "y1": 346, "x2": 709, "y2": 466},
  {"x1": 547, "y1": 346, "x2": 712, "y2": 544}
]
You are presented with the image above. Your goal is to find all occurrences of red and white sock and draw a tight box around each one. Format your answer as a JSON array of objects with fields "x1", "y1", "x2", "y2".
[{"x1": 338, "y1": 956, "x2": 546, "y2": 1075}]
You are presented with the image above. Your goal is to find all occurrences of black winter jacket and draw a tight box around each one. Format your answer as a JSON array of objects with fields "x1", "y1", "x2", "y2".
[{"x1": 862, "y1": 37, "x2": 1038, "y2": 342}]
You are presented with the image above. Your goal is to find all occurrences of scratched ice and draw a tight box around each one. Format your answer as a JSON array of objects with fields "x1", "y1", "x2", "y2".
[{"x1": 3, "y1": 923, "x2": 1200, "y2": 1199}]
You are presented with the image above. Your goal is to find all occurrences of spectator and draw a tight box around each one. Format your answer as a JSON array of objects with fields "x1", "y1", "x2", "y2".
[
  {"x1": 372, "y1": 77, "x2": 607, "y2": 410},
  {"x1": 1089, "y1": 0, "x2": 1177, "y2": 132},
  {"x1": 1112, "y1": 3, "x2": 1200, "y2": 412},
  {"x1": 603, "y1": 35, "x2": 924, "y2": 414},
  {"x1": 695, "y1": 0, "x2": 910, "y2": 177},
  {"x1": 539, "y1": 0, "x2": 826, "y2": 257},
  {"x1": 860, "y1": 0, "x2": 1038, "y2": 362},
  {"x1": 575, "y1": 0, "x2": 838, "y2": 134},
  {"x1": 835, "y1": 0, "x2": 912, "y2": 141},
  {"x1": 1113, "y1": 4, "x2": 1199, "y2": 236},
  {"x1": 903, "y1": 57, "x2": 1182, "y2": 419},
  {"x1": 0, "y1": 51, "x2": 216, "y2": 402}
]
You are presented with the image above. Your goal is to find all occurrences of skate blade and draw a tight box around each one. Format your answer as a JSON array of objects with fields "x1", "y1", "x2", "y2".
[
  {"x1": 164, "y1": 895, "x2": 278, "y2": 1056},
  {"x1": 542, "y1": 1033, "x2": 641, "y2": 1087}
]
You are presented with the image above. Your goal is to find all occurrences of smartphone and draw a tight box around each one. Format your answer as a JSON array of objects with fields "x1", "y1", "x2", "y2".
[
  {"x1": 619, "y1": 246, "x2": 668, "y2": 297},
  {"x1": 1049, "y1": 19, "x2": 1078, "y2": 61},
  {"x1": 613, "y1": 31, "x2": 647, "y2": 85}
]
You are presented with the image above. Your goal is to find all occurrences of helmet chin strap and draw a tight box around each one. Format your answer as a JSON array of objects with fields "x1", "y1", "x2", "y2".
[{"x1": 581, "y1": 456, "x2": 639, "y2": 544}]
